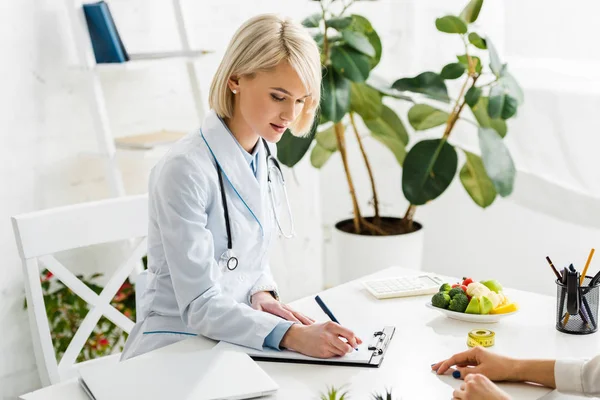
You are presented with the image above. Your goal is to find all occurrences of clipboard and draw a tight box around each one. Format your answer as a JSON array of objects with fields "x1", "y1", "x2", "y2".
[{"x1": 214, "y1": 326, "x2": 395, "y2": 368}]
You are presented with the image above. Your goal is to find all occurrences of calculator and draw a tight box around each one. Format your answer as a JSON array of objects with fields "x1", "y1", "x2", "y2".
[{"x1": 362, "y1": 274, "x2": 445, "y2": 299}]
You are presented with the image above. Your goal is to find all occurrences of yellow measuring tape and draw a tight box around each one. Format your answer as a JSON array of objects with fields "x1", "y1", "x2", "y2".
[{"x1": 467, "y1": 329, "x2": 495, "y2": 348}]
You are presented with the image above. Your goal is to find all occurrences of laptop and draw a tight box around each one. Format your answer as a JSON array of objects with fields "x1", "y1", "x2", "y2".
[{"x1": 79, "y1": 349, "x2": 278, "y2": 400}]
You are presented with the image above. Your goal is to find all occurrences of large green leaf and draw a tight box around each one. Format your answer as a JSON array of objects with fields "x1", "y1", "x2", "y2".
[
  {"x1": 440, "y1": 62, "x2": 466, "y2": 80},
  {"x1": 470, "y1": 97, "x2": 507, "y2": 137},
  {"x1": 302, "y1": 13, "x2": 321, "y2": 28},
  {"x1": 402, "y1": 139, "x2": 458, "y2": 205},
  {"x1": 499, "y1": 71, "x2": 525, "y2": 105},
  {"x1": 488, "y1": 84, "x2": 520, "y2": 120},
  {"x1": 310, "y1": 143, "x2": 335, "y2": 169},
  {"x1": 478, "y1": 127, "x2": 516, "y2": 196},
  {"x1": 460, "y1": 0, "x2": 484, "y2": 23},
  {"x1": 276, "y1": 115, "x2": 318, "y2": 167},
  {"x1": 365, "y1": 105, "x2": 408, "y2": 165},
  {"x1": 501, "y1": 95, "x2": 518, "y2": 119},
  {"x1": 435, "y1": 16, "x2": 468, "y2": 34},
  {"x1": 465, "y1": 86, "x2": 482, "y2": 107},
  {"x1": 486, "y1": 38, "x2": 503, "y2": 76},
  {"x1": 468, "y1": 32, "x2": 487, "y2": 49},
  {"x1": 321, "y1": 67, "x2": 351, "y2": 123},
  {"x1": 350, "y1": 82, "x2": 382, "y2": 120},
  {"x1": 487, "y1": 84, "x2": 506, "y2": 119},
  {"x1": 326, "y1": 16, "x2": 353, "y2": 30},
  {"x1": 408, "y1": 104, "x2": 449, "y2": 131},
  {"x1": 392, "y1": 72, "x2": 450, "y2": 103},
  {"x1": 330, "y1": 45, "x2": 371, "y2": 83},
  {"x1": 460, "y1": 150, "x2": 497, "y2": 208},
  {"x1": 315, "y1": 125, "x2": 337, "y2": 151},
  {"x1": 348, "y1": 15, "x2": 382, "y2": 68},
  {"x1": 457, "y1": 54, "x2": 482, "y2": 74},
  {"x1": 341, "y1": 30, "x2": 375, "y2": 57},
  {"x1": 366, "y1": 74, "x2": 414, "y2": 102}
]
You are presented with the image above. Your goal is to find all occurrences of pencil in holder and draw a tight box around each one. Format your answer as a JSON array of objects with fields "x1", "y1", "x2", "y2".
[{"x1": 556, "y1": 276, "x2": 599, "y2": 334}]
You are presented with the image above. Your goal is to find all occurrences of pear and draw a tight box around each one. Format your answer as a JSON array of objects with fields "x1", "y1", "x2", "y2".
[
  {"x1": 481, "y1": 280, "x2": 503, "y2": 293},
  {"x1": 480, "y1": 295, "x2": 494, "y2": 315},
  {"x1": 465, "y1": 297, "x2": 480, "y2": 314}
]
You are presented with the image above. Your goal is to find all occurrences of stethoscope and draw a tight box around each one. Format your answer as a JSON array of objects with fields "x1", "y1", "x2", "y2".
[{"x1": 215, "y1": 138, "x2": 295, "y2": 271}]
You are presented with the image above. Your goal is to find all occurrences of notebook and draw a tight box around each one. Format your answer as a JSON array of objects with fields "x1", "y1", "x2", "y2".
[
  {"x1": 78, "y1": 349, "x2": 278, "y2": 400},
  {"x1": 214, "y1": 326, "x2": 395, "y2": 368},
  {"x1": 82, "y1": 1, "x2": 129, "y2": 63}
]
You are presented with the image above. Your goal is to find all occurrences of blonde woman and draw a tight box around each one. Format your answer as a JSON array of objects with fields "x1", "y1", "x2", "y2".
[{"x1": 121, "y1": 14, "x2": 361, "y2": 361}]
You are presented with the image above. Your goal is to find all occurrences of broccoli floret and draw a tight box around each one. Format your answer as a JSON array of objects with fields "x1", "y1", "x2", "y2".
[
  {"x1": 432, "y1": 292, "x2": 451, "y2": 309},
  {"x1": 448, "y1": 287, "x2": 465, "y2": 299},
  {"x1": 448, "y1": 293, "x2": 469, "y2": 313},
  {"x1": 439, "y1": 283, "x2": 452, "y2": 292}
]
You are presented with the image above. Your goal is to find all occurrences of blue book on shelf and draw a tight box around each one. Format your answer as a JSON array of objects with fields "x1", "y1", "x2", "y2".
[{"x1": 83, "y1": 1, "x2": 129, "y2": 63}]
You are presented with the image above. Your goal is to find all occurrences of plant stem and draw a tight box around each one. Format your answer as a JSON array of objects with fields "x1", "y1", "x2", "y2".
[
  {"x1": 402, "y1": 74, "x2": 480, "y2": 228},
  {"x1": 334, "y1": 121, "x2": 362, "y2": 233},
  {"x1": 361, "y1": 217, "x2": 387, "y2": 235},
  {"x1": 402, "y1": 204, "x2": 416, "y2": 231},
  {"x1": 337, "y1": 0, "x2": 355, "y2": 17},
  {"x1": 350, "y1": 112, "x2": 379, "y2": 221}
]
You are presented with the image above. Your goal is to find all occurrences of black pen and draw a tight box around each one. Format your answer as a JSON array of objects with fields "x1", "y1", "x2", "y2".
[
  {"x1": 315, "y1": 295, "x2": 340, "y2": 324},
  {"x1": 314, "y1": 295, "x2": 358, "y2": 351},
  {"x1": 545, "y1": 256, "x2": 562, "y2": 281},
  {"x1": 590, "y1": 270, "x2": 600, "y2": 287}
]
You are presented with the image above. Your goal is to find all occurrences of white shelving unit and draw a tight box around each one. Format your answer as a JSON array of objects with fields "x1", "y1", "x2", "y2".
[{"x1": 64, "y1": 0, "x2": 212, "y2": 197}]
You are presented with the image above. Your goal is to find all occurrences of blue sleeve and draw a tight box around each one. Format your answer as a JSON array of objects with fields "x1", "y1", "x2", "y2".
[{"x1": 263, "y1": 320, "x2": 294, "y2": 351}]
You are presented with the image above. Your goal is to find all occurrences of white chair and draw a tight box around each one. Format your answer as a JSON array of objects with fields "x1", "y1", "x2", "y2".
[{"x1": 11, "y1": 194, "x2": 148, "y2": 387}]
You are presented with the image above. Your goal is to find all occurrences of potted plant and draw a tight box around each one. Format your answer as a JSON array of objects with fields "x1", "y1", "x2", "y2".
[
  {"x1": 277, "y1": 0, "x2": 412, "y2": 281},
  {"x1": 393, "y1": 0, "x2": 523, "y2": 236},
  {"x1": 277, "y1": 0, "x2": 522, "y2": 282}
]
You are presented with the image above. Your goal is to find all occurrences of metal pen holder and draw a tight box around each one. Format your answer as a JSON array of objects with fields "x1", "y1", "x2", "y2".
[{"x1": 556, "y1": 276, "x2": 599, "y2": 334}]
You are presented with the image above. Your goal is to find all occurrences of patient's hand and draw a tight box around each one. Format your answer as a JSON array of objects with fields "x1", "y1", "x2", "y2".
[
  {"x1": 251, "y1": 291, "x2": 314, "y2": 325},
  {"x1": 432, "y1": 346, "x2": 515, "y2": 381},
  {"x1": 452, "y1": 374, "x2": 511, "y2": 400}
]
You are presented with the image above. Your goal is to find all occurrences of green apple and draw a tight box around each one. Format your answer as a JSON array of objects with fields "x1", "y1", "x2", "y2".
[
  {"x1": 481, "y1": 279, "x2": 503, "y2": 293},
  {"x1": 480, "y1": 295, "x2": 494, "y2": 315},
  {"x1": 465, "y1": 297, "x2": 480, "y2": 314}
]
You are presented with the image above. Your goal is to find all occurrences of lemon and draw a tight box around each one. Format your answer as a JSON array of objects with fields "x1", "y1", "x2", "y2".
[{"x1": 491, "y1": 302, "x2": 519, "y2": 314}]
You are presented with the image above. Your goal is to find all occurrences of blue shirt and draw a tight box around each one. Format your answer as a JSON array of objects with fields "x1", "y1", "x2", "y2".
[
  {"x1": 220, "y1": 116, "x2": 292, "y2": 350},
  {"x1": 220, "y1": 116, "x2": 260, "y2": 179}
]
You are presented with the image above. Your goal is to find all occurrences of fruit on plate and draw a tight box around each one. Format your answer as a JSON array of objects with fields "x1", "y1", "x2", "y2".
[
  {"x1": 490, "y1": 302, "x2": 519, "y2": 314},
  {"x1": 480, "y1": 296, "x2": 494, "y2": 315},
  {"x1": 465, "y1": 297, "x2": 480, "y2": 314},
  {"x1": 481, "y1": 279, "x2": 503, "y2": 293},
  {"x1": 431, "y1": 277, "x2": 517, "y2": 315}
]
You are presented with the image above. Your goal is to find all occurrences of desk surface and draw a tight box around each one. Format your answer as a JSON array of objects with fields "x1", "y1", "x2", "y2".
[{"x1": 22, "y1": 267, "x2": 600, "y2": 400}]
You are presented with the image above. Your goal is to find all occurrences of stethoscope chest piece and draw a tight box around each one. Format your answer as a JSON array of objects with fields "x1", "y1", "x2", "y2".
[{"x1": 219, "y1": 249, "x2": 239, "y2": 271}]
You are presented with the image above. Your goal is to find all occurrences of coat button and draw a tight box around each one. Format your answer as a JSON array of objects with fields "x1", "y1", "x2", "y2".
[{"x1": 238, "y1": 274, "x2": 245, "y2": 282}]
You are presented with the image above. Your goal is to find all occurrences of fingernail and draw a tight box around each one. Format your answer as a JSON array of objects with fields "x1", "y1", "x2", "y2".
[
  {"x1": 431, "y1": 363, "x2": 436, "y2": 367},
  {"x1": 452, "y1": 370, "x2": 461, "y2": 379}
]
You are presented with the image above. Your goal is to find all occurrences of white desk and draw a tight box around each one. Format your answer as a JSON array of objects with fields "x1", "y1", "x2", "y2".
[{"x1": 21, "y1": 267, "x2": 600, "y2": 400}]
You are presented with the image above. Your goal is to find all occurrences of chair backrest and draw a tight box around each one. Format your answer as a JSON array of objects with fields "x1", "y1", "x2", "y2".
[{"x1": 12, "y1": 194, "x2": 148, "y2": 386}]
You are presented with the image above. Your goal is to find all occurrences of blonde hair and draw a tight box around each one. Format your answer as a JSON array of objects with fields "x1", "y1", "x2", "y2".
[{"x1": 209, "y1": 14, "x2": 321, "y2": 137}]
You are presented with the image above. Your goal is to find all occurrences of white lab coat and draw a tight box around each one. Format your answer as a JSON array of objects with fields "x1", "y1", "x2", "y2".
[
  {"x1": 555, "y1": 355, "x2": 600, "y2": 396},
  {"x1": 121, "y1": 110, "x2": 283, "y2": 360}
]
